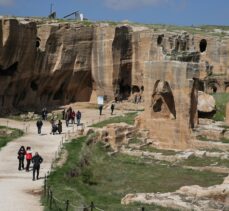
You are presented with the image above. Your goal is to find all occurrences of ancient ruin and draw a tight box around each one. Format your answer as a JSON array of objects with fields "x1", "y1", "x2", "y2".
[{"x1": 0, "y1": 17, "x2": 229, "y2": 148}]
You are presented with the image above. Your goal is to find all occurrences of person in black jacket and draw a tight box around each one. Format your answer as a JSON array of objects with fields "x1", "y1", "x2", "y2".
[
  {"x1": 36, "y1": 119, "x2": 43, "y2": 134},
  {"x1": 32, "y1": 152, "x2": 43, "y2": 181},
  {"x1": 17, "y1": 146, "x2": 26, "y2": 170}
]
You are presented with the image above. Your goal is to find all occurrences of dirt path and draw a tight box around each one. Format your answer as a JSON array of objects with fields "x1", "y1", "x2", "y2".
[{"x1": 0, "y1": 108, "x2": 122, "y2": 211}]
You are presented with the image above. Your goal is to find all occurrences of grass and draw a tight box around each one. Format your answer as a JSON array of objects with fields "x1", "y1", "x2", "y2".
[
  {"x1": 212, "y1": 93, "x2": 229, "y2": 121},
  {"x1": 43, "y1": 136, "x2": 226, "y2": 211},
  {"x1": 179, "y1": 155, "x2": 229, "y2": 168},
  {"x1": 0, "y1": 126, "x2": 24, "y2": 149},
  {"x1": 141, "y1": 146, "x2": 179, "y2": 156},
  {"x1": 91, "y1": 112, "x2": 138, "y2": 128},
  {"x1": 197, "y1": 135, "x2": 229, "y2": 144}
]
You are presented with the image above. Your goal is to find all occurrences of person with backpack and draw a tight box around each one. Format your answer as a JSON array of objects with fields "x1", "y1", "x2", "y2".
[
  {"x1": 17, "y1": 146, "x2": 26, "y2": 170},
  {"x1": 32, "y1": 152, "x2": 43, "y2": 181},
  {"x1": 36, "y1": 119, "x2": 43, "y2": 134},
  {"x1": 25, "y1": 146, "x2": 32, "y2": 172},
  {"x1": 76, "y1": 110, "x2": 82, "y2": 126}
]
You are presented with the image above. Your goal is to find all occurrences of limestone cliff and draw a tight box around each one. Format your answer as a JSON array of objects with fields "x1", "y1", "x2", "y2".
[{"x1": 0, "y1": 17, "x2": 229, "y2": 115}]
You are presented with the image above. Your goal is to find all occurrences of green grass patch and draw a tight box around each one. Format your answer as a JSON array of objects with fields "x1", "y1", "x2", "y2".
[
  {"x1": 197, "y1": 135, "x2": 229, "y2": 144},
  {"x1": 91, "y1": 112, "x2": 137, "y2": 128},
  {"x1": 179, "y1": 155, "x2": 229, "y2": 168},
  {"x1": 141, "y1": 146, "x2": 179, "y2": 156},
  {"x1": 212, "y1": 93, "x2": 229, "y2": 121},
  {"x1": 0, "y1": 126, "x2": 24, "y2": 149},
  {"x1": 44, "y1": 137, "x2": 226, "y2": 211}
]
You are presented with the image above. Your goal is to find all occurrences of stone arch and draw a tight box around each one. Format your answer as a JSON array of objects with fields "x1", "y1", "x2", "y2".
[
  {"x1": 199, "y1": 39, "x2": 207, "y2": 53},
  {"x1": 151, "y1": 80, "x2": 176, "y2": 119},
  {"x1": 207, "y1": 80, "x2": 219, "y2": 93}
]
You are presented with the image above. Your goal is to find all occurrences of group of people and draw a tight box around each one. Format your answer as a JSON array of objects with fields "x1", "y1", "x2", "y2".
[
  {"x1": 63, "y1": 107, "x2": 82, "y2": 127},
  {"x1": 17, "y1": 146, "x2": 43, "y2": 181},
  {"x1": 50, "y1": 119, "x2": 62, "y2": 135}
]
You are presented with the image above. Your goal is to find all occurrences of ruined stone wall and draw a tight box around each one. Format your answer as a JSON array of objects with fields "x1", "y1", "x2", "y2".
[{"x1": 140, "y1": 61, "x2": 199, "y2": 149}]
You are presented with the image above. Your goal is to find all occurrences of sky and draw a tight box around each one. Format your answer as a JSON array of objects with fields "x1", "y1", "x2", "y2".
[{"x1": 0, "y1": 0, "x2": 229, "y2": 26}]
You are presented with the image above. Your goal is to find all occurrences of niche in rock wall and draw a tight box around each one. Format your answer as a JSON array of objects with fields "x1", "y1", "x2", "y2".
[
  {"x1": 198, "y1": 80, "x2": 205, "y2": 91},
  {"x1": 190, "y1": 78, "x2": 198, "y2": 128},
  {"x1": 132, "y1": 85, "x2": 140, "y2": 94},
  {"x1": 30, "y1": 80, "x2": 38, "y2": 91},
  {"x1": 53, "y1": 83, "x2": 65, "y2": 100},
  {"x1": 0, "y1": 62, "x2": 18, "y2": 76},
  {"x1": 151, "y1": 80, "x2": 176, "y2": 119},
  {"x1": 36, "y1": 37, "x2": 41, "y2": 48},
  {"x1": 199, "y1": 39, "x2": 207, "y2": 53},
  {"x1": 207, "y1": 80, "x2": 219, "y2": 93},
  {"x1": 118, "y1": 63, "x2": 132, "y2": 100},
  {"x1": 157, "y1": 35, "x2": 163, "y2": 46},
  {"x1": 70, "y1": 71, "x2": 93, "y2": 102}
]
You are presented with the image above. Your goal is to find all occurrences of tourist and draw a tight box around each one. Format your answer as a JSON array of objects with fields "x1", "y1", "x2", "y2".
[
  {"x1": 51, "y1": 119, "x2": 57, "y2": 135},
  {"x1": 41, "y1": 107, "x2": 48, "y2": 120},
  {"x1": 111, "y1": 102, "x2": 115, "y2": 115},
  {"x1": 76, "y1": 110, "x2": 81, "y2": 126},
  {"x1": 32, "y1": 152, "x2": 43, "y2": 181},
  {"x1": 17, "y1": 146, "x2": 26, "y2": 170},
  {"x1": 36, "y1": 119, "x2": 43, "y2": 134},
  {"x1": 62, "y1": 109, "x2": 65, "y2": 120},
  {"x1": 25, "y1": 146, "x2": 32, "y2": 172},
  {"x1": 99, "y1": 105, "x2": 103, "y2": 116},
  {"x1": 57, "y1": 120, "x2": 62, "y2": 134}
]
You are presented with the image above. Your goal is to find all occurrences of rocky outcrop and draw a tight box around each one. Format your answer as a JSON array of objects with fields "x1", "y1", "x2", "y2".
[
  {"x1": 198, "y1": 91, "x2": 216, "y2": 113},
  {"x1": 121, "y1": 176, "x2": 229, "y2": 210},
  {"x1": 1, "y1": 18, "x2": 229, "y2": 115}
]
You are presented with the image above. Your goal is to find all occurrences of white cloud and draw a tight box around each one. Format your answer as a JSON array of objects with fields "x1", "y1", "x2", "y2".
[
  {"x1": 0, "y1": 0, "x2": 14, "y2": 7},
  {"x1": 103, "y1": 0, "x2": 169, "y2": 10}
]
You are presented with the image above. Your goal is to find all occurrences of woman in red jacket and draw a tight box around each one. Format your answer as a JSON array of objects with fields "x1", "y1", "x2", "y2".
[{"x1": 25, "y1": 146, "x2": 32, "y2": 172}]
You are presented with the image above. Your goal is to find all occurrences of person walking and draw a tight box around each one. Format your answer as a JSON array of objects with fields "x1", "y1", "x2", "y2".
[
  {"x1": 32, "y1": 152, "x2": 43, "y2": 181},
  {"x1": 76, "y1": 110, "x2": 81, "y2": 126},
  {"x1": 25, "y1": 146, "x2": 32, "y2": 172},
  {"x1": 17, "y1": 146, "x2": 26, "y2": 170},
  {"x1": 99, "y1": 105, "x2": 103, "y2": 116},
  {"x1": 57, "y1": 120, "x2": 62, "y2": 134},
  {"x1": 36, "y1": 119, "x2": 43, "y2": 134},
  {"x1": 111, "y1": 102, "x2": 115, "y2": 115}
]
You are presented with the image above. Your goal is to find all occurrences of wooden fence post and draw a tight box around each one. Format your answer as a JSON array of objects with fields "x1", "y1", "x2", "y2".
[
  {"x1": 90, "y1": 201, "x2": 94, "y2": 211},
  {"x1": 65, "y1": 200, "x2": 69, "y2": 211},
  {"x1": 49, "y1": 190, "x2": 53, "y2": 209}
]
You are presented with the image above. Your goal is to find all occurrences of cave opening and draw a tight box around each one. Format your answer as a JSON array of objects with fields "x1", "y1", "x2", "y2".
[
  {"x1": 118, "y1": 63, "x2": 132, "y2": 100},
  {"x1": 153, "y1": 98, "x2": 163, "y2": 112},
  {"x1": 157, "y1": 35, "x2": 163, "y2": 46},
  {"x1": 151, "y1": 80, "x2": 176, "y2": 119},
  {"x1": 36, "y1": 37, "x2": 41, "y2": 48},
  {"x1": 199, "y1": 39, "x2": 207, "y2": 53},
  {"x1": 132, "y1": 85, "x2": 140, "y2": 94},
  {"x1": 30, "y1": 80, "x2": 38, "y2": 91},
  {"x1": 0, "y1": 62, "x2": 18, "y2": 76},
  {"x1": 198, "y1": 80, "x2": 205, "y2": 91}
]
